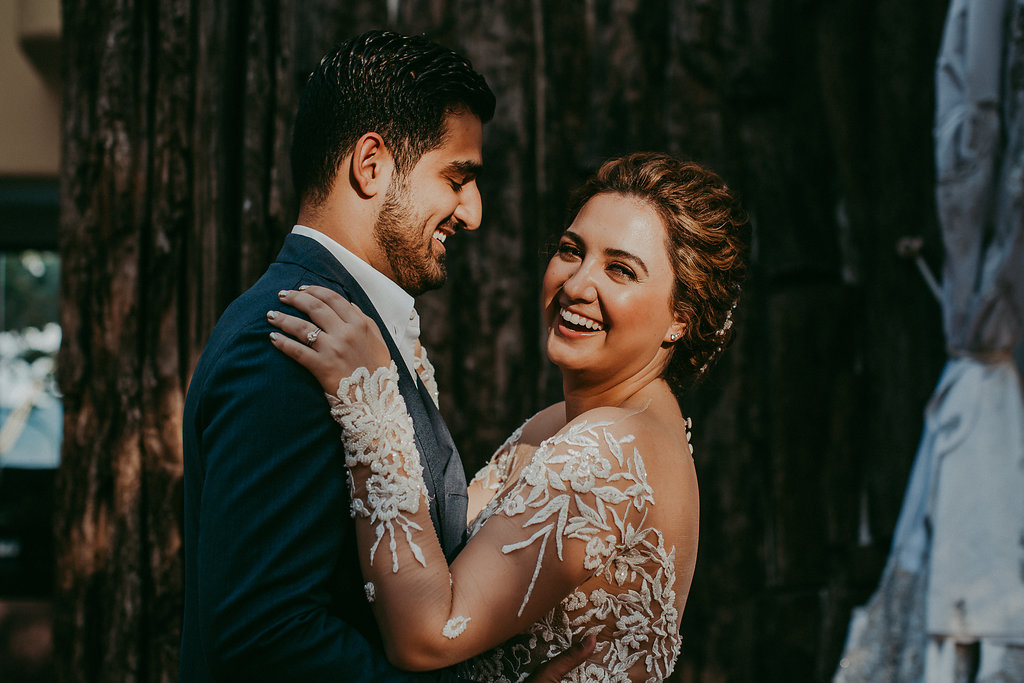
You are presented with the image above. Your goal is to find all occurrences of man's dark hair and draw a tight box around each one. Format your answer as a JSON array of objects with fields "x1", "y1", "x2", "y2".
[{"x1": 291, "y1": 30, "x2": 495, "y2": 206}]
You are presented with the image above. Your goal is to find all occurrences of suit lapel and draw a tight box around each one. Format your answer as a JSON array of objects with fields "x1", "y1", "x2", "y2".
[
  {"x1": 415, "y1": 377, "x2": 469, "y2": 560},
  {"x1": 275, "y1": 233, "x2": 465, "y2": 554}
]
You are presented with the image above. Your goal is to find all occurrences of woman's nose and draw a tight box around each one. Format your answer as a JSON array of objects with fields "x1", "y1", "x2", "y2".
[{"x1": 562, "y1": 262, "x2": 597, "y2": 302}]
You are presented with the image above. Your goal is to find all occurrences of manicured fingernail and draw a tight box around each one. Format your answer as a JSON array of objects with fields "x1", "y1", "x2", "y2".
[
  {"x1": 267, "y1": 310, "x2": 278, "y2": 320},
  {"x1": 298, "y1": 285, "x2": 309, "y2": 291},
  {"x1": 269, "y1": 331, "x2": 279, "y2": 341},
  {"x1": 278, "y1": 290, "x2": 287, "y2": 298}
]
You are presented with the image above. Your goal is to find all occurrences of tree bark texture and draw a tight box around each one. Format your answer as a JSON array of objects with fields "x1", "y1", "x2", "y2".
[
  {"x1": 55, "y1": 1, "x2": 950, "y2": 681},
  {"x1": 55, "y1": 1, "x2": 296, "y2": 681}
]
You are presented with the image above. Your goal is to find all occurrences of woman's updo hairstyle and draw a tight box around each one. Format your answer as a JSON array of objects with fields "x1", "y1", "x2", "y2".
[{"x1": 566, "y1": 152, "x2": 749, "y2": 392}]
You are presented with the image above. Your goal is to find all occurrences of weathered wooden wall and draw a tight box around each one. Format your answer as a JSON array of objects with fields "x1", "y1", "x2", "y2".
[{"x1": 56, "y1": 1, "x2": 949, "y2": 681}]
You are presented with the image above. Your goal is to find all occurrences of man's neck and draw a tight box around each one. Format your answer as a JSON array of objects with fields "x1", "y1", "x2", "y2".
[
  {"x1": 296, "y1": 198, "x2": 385, "y2": 275},
  {"x1": 290, "y1": 225, "x2": 420, "y2": 380}
]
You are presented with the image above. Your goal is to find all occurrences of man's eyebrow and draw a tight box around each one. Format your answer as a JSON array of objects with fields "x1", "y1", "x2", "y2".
[
  {"x1": 446, "y1": 160, "x2": 483, "y2": 176},
  {"x1": 564, "y1": 230, "x2": 649, "y2": 276}
]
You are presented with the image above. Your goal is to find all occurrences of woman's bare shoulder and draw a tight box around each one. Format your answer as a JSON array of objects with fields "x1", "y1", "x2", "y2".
[
  {"x1": 523, "y1": 400, "x2": 689, "y2": 464},
  {"x1": 564, "y1": 403, "x2": 679, "y2": 442},
  {"x1": 518, "y1": 402, "x2": 567, "y2": 446}
]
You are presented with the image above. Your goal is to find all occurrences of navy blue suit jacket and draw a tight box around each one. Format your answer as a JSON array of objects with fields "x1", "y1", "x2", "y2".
[{"x1": 180, "y1": 233, "x2": 469, "y2": 682}]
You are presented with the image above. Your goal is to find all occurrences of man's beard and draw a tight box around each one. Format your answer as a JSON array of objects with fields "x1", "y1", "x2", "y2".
[{"x1": 373, "y1": 177, "x2": 447, "y2": 296}]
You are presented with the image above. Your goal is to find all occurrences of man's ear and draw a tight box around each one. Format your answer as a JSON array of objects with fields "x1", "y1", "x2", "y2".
[{"x1": 350, "y1": 132, "x2": 393, "y2": 198}]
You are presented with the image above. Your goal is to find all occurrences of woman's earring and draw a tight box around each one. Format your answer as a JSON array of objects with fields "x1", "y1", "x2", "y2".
[{"x1": 670, "y1": 332, "x2": 680, "y2": 341}]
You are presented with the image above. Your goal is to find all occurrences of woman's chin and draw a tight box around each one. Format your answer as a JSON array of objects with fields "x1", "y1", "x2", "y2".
[{"x1": 546, "y1": 339, "x2": 594, "y2": 373}]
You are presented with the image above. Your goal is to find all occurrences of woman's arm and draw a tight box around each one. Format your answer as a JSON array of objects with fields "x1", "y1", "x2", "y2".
[
  {"x1": 269, "y1": 287, "x2": 651, "y2": 670},
  {"x1": 333, "y1": 366, "x2": 651, "y2": 670}
]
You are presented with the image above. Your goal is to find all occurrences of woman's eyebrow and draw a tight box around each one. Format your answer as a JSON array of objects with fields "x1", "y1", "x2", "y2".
[
  {"x1": 606, "y1": 247, "x2": 648, "y2": 276},
  {"x1": 563, "y1": 230, "x2": 649, "y2": 276}
]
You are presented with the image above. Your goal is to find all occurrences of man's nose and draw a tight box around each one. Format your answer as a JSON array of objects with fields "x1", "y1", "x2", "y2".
[{"x1": 453, "y1": 181, "x2": 483, "y2": 231}]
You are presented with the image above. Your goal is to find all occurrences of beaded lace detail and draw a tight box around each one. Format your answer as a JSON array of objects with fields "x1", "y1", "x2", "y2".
[
  {"x1": 330, "y1": 366, "x2": 685, "y2": 682},
  {"x1": 443, "y1": 615, "x2": 472, "y2": 639},
  {"x1": 413, "y1": 341, "x2": 439, "y2": 407},
  {"x1": 328, "y1": 362, "x2": 429, "y2": 573},
  {"x1": 461, "y1": 420, "x2": 682, "y2": 682},
  {"x1": 468, "y1": 422, "x2": 526, "y2": 494}
]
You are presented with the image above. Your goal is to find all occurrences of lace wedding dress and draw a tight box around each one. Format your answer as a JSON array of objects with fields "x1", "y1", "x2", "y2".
[{"x1": 330, "y1": 360, "x2": 694, "y2": 683}]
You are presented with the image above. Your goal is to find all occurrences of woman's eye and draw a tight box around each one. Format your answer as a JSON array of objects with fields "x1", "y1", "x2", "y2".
[
  {"x1": 608, "y1": 263, "x2": 637, "y2": 280},
  {"x1": 557, "y1": 243, "x2": 582, "y2": 259}
]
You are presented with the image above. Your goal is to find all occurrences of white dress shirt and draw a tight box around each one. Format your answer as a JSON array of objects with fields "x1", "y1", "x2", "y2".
[{"x1": 291, "y1": 225, "x2": 421, "y2": 381}]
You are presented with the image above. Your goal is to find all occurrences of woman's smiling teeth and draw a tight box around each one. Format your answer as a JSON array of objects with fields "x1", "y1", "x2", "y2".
[
  {"x1": 560, "y1": 307, "x2": 604, "y2": 331},
  {"x1": 433, "y1": 230, "x2": 448, "y2": 243}
]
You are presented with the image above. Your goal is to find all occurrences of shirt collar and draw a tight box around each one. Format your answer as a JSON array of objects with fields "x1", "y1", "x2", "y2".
[{"x1": 290, "y1": 225, "x2": 418, "y2": 359}]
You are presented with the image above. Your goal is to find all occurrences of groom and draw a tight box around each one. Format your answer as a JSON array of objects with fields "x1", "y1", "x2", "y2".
[{"x1": 180, "y1": 31, "x2": 587, "y2": 682}]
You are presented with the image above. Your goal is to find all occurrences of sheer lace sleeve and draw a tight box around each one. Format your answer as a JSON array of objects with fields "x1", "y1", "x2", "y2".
[
  {"x1": 327, "y1": 362, "x2": 430, "y2": 573},
  {"x1": 466, "y1": 422, "x2": 525, "y2": 522},
  {"x1": 329, "y1": 371, "x2": 667, "y2": 673},
  {"x1": 328, "y1": 362, "x2": 477, "y2": 670},
  {"x1": 469, "y1": 423, "x2": 523, "y2": 492},
  {"x1": 466, "y1": 403, "x2": 564, "y2": 524}
]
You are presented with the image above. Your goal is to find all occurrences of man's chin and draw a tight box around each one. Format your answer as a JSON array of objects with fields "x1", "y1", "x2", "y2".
[
  {"x1": 402, "y1": 268, "x2": 446, "y2": 296},
  {"x1": 423, "y1": 272, "x2": 447, "y2": 293},
  {"x1": 423, "y1": 260, "x2": 447, "y2": 291}
]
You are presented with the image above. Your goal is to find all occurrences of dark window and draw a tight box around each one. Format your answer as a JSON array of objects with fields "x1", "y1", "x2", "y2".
[{"x1": 0, "y1": 179, "x2": 59, "y2": 598}]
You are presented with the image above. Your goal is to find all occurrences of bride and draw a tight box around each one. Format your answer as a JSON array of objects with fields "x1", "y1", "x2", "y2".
[{"x1": 268, "y1": 152, "x2": 748, "y2": 682}]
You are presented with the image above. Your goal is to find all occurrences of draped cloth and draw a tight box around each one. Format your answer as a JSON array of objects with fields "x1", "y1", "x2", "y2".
[{"x1": 836, "y1": 1, "x2": 1024, "y2": 681}]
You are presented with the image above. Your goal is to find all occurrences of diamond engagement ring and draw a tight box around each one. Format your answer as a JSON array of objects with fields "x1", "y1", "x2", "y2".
[{"x1": 306, "y1": 327, "x2": 321, "y2": 346}]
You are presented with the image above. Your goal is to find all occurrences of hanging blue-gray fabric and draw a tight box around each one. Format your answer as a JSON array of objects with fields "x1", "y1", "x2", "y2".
[{"x1": 836, "y1": 0, "x2": 1024, "y2": 680}]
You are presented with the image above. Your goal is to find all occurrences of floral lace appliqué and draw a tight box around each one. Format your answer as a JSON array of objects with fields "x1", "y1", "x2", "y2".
[
  {"x1": 442, "y1": 615, "x2": 472, "y2": 639},
  {"x1": 500, "y1": 419, "x2": 655, "y2": 615},
  {"x1": 468, "y1": 421, "x2": 526, "y2": 495},
  {"x1": 461, "y1": 418, "x2": 682, "y2": 683},
  {"x1": 413, "y1": 341, "x2": 440, "y2": 407},
  {"x1": 331, "y1": 367, "x2": 687, "y2": 682},
  {"x1": 328, "y1": 362, "x2": 429, "y2": 573}
]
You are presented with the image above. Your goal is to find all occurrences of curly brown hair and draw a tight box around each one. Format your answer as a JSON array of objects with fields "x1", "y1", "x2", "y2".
[{"x1": 566, "y1": 152, "x2": 749, "y2": 393}]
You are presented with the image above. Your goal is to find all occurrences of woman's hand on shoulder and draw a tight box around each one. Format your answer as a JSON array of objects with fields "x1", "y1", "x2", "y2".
[{"x1": 267, "y1": 285, "x2": 392, "y2": 395}]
